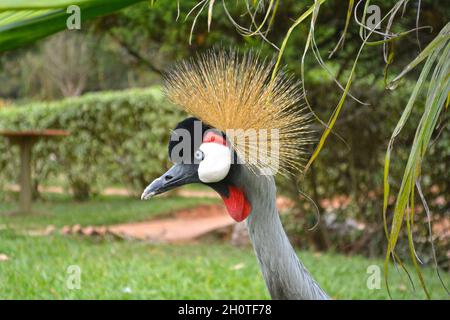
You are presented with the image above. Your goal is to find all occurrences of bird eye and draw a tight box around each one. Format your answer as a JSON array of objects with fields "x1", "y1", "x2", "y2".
[{"x1": 194, "y1": 150, "x2": 204, "y2": 161}]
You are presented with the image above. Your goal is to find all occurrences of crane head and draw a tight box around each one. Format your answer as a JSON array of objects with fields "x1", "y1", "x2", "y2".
[
  {"x1": 141, "y1": 49, "x2": 315, "y2": 222},
  {"x1": 141, "y1": 117, "x2": 251, "y2": 222}
]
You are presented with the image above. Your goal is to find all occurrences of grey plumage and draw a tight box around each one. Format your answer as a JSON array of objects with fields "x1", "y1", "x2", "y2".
[{"x1": 230, "y1": 165, "x2": 330, "y2": 300}]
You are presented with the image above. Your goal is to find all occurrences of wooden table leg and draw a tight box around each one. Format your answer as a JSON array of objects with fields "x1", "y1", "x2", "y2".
[{"x1": 18, "y1": 140, "x2": 34, "y2": 214}]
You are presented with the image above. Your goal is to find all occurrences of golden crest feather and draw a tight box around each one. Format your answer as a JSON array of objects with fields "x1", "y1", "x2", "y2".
[{"x1": 164, "y1": 49, "x2": 314, "y2": 175}]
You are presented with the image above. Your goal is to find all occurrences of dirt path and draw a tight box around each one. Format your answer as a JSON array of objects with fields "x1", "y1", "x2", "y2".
[
  {"x1": 8, "y1": 184, "x2": 293, "y2": 242},
  {"x1": 59, "y1": 204, "x2": 235, "y2": 242},
  {"x1": 11, "y1": 184, "x2": 448, "y2": 245},
  {"x1": 108, "y1": 204, "x2": 234, "y2": 242},
  {"x1": 60, "y1": 196, "x2": 293, "y2": 242}
]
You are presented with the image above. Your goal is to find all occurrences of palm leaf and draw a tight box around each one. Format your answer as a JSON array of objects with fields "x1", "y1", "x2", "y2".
[
  {"x1": 0, "y1": 0, "x2": 145, "y2": 53},
  {"x1": 383, "y1": 22, "x2": 450, "y2": 298}
]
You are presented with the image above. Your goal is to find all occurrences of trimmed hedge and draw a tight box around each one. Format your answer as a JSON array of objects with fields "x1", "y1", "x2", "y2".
[{"x1": 0, "y1": 87, "x2": 184, "y2": 200}]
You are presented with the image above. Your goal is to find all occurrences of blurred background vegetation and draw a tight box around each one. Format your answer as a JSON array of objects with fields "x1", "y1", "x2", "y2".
[{"x1": 0, "y1": 0, "x2": 448, "y2": 298}]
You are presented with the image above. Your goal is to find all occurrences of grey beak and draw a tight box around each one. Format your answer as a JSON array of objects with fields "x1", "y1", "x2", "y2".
[
  {"x1": 140, "y1": 181, "x2": 158, "y2": 200},
  {"x1": 140, "y1": 163, "x2": 200, "y2": 200}
]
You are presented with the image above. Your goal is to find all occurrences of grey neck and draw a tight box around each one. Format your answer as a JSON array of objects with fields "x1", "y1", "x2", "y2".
[{"x1": 236, "y1": 167, "x2": 329, "y2": 300}]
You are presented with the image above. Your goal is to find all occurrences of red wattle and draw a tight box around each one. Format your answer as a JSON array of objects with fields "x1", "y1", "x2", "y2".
[{"x1": 221, "y1": 186, "x2": 251, "y2": 222}]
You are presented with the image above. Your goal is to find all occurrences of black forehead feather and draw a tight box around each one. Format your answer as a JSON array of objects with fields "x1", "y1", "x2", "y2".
[
  {"x1": 168, "y1": 117, "x2": 210, "y2": 162},
  {"x1": 168, "y1": 117, "x2": 238, "y2": 164}
]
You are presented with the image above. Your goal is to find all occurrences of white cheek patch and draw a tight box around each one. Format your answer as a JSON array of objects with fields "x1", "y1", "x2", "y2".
[{"x1": 198, "y1": 143, "x2": 231, "y2": 183}]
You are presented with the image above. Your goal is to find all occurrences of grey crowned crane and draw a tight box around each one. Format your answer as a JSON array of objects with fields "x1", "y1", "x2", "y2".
[{"x1": 141, "y1": 50, "x2": 329, "y2": 300}]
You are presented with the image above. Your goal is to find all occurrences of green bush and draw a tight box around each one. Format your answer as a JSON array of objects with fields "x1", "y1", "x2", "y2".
[
  {"x1": 276, "y1": 79, "x2": 450, "y2": 267},
  {"x1": 0, "y1": 87, "x2": 184, "y2": 199}
]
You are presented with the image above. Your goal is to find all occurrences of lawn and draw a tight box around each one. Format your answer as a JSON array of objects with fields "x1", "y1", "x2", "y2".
[
  {"x1": 0, "y1": 192, "x2": 218, "y2": 228},
  {"x1": 0, "y1": 192, "x2": 448, "y2": 300},
  {"x1": 0, "y1": 230, "x2": 448, "y2": 300}
]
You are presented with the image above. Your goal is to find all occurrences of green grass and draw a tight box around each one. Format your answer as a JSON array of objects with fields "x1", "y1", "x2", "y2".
[
  {"x1": 0, "y1": 192, "x2": 218, "y2": 228},
  {"x1": 0, "y1": 231, "x2": 448, "y2": 299},
  {"x1": 0, "y1": 191, "x2": 447, "y2": 299}
]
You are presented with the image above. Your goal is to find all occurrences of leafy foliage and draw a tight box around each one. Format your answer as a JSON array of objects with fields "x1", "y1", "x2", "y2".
[
  {"x1": 383, "y1": 23, "x2": 450, "y2": 297},
  {"x1": 0, "y1": 0, "x2": 448, "y2": 296},
  {"x1": 0, "y1": 87, "x2": 184, "y2": 199},
  {"x1": 0, "y1": 0, "x2": 145, "y2": 52}
]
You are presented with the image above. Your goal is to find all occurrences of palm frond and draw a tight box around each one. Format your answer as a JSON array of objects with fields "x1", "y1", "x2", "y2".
[
  {"x1": 0, "y1": 0, "x2": 145, "y2": 53},
  {"x1": 383, "y1": 22, "x2": 450, "y2": 298}
]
